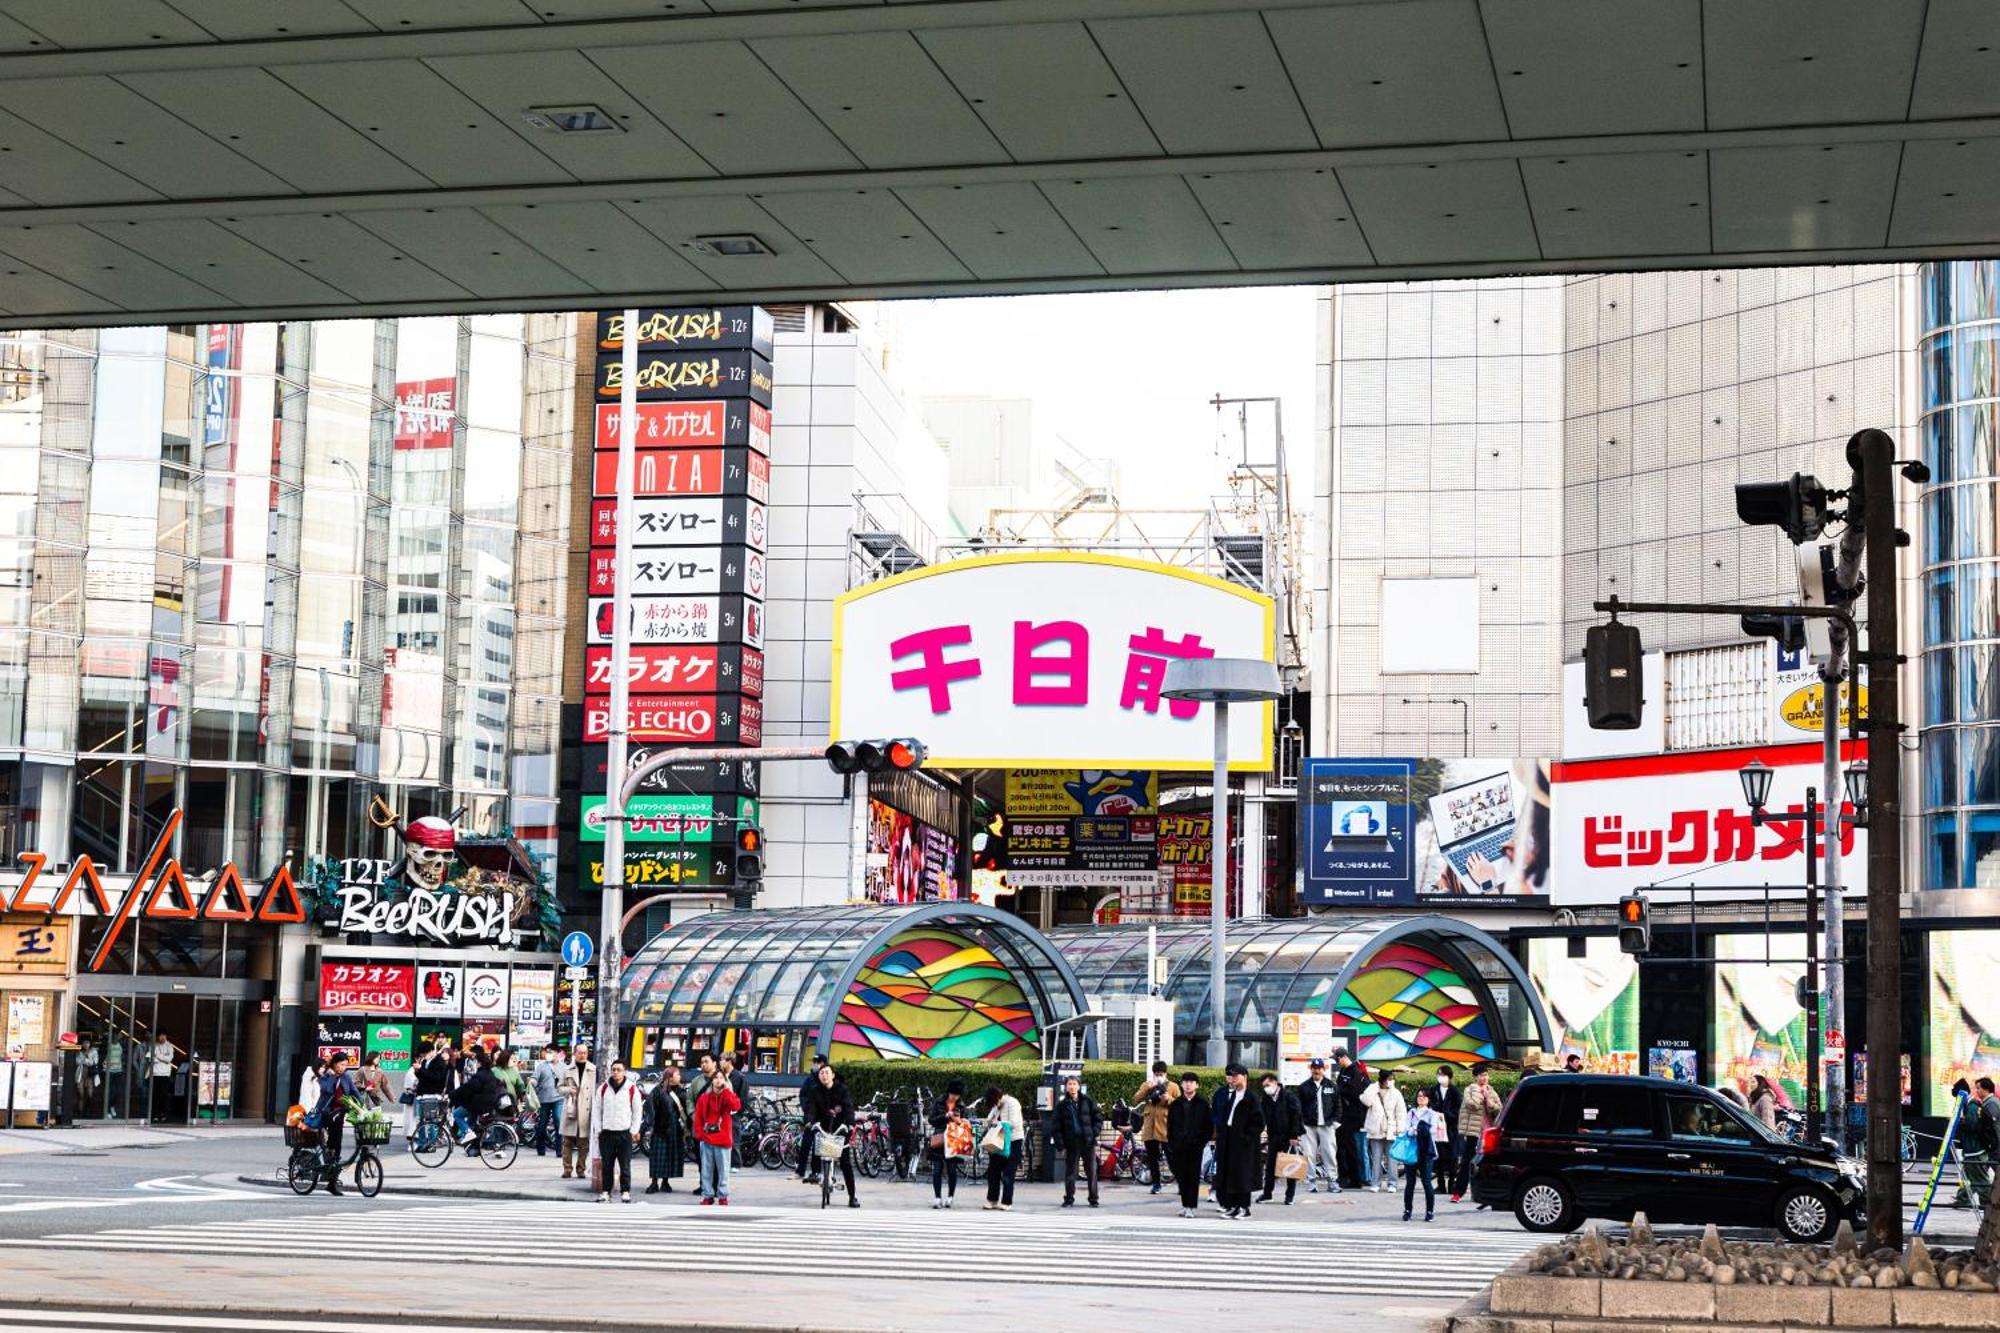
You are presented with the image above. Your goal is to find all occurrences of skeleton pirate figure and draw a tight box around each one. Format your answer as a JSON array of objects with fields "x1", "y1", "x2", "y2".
[{"x1": 369, "y1": 796, "x2": 466, "y2": 891}]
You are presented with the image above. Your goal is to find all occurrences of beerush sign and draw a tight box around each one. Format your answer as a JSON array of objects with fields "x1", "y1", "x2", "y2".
[{"x1": 5, "y1": 809, "x2": 305, "y2": 972}]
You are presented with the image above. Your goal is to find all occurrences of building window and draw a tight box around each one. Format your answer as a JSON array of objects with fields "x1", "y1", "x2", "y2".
[{"x1": 1379, "y1": 577, "x2": 1478, "y2": 674}]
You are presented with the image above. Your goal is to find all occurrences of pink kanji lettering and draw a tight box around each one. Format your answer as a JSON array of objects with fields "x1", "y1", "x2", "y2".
[
  {"x1": 1119, "y1": 627, "x2": 1215, "y2": 719},
  {"x1": 1712, "y1": 808, "x2": 1757, "y2": 861},
  {"x1": 1583, "y1": 815, "x2": 1626, "y2": 868},
  {"x1": 1664, "y1": 809, "x2": 1709, "y2": 866},
  {"x1": 889, "y1": 625, "x2": 982, "y2": 714},
  {"x1": 1012, "y1": 620, "x2": 1089, "y2": 706}
]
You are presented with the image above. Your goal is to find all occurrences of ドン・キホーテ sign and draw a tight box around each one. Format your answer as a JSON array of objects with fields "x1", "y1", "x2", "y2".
[{"x1": 831, "y1": 555, "x2": 1274, "y2": 770}]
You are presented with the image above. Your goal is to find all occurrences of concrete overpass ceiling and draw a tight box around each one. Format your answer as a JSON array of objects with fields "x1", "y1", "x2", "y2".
[{"x1": 0, "y1": 0, "x2": 1988, "y2": 326}]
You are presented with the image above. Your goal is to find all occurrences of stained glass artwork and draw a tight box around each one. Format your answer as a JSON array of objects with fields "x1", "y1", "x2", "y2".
[
  {"x1": 828, "y1": 926, "x2": 1040, "y2": 1062},
  {"x1": 1334, "y1": 942, "x2": 1495, "y2": 1067}
]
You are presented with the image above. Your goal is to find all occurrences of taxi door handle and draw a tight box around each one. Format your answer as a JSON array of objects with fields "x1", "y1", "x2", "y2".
[
  {"x1": 1667, "y1": 1152, "x2": 1692, "y2": 1161},
  {"x1": 1573, "y1": 1146, "x2": 1597, "y2": 1154}
]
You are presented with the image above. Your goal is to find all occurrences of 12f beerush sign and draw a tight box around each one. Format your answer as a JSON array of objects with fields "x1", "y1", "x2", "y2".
[
  {"x1": 595, "y1": 350, "x2": 774, "y2": 408},
  {"x1": 4, "y1": 809, "x2": 306, "y2": 972},
  {"x1": 599, "y1": 306, "x2": 775, "y2": 359}
]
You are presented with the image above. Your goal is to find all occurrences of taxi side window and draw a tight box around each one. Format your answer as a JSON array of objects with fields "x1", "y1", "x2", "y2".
[
  {"x1": 1573, "y1": 1086, "x2": 1657, "y2": 1137},
  {"x1": 1667, "y1": 1095, "x2": 1753, "y2": 1144}
]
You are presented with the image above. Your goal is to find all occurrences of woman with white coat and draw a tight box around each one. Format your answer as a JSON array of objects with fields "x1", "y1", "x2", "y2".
[{"x1": 1361, "y1": 1068, "x2": 1407, "y2": 1192}]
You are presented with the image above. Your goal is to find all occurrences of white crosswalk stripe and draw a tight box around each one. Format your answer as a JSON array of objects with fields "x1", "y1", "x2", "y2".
[{"x1": 0, "y1": 1200, "x2": 1545, "y2": 1299}]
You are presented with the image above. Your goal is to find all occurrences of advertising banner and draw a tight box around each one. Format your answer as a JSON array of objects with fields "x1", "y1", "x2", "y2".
[
  {"x1": 580, "y1": 793, "x2": 757, "y2": 844},
  {"x1": 593, "y1": 399, "x2": 769, "y2": 455},
  {"x1": 1277, "y1": 1012, "x2": 1337, "y2": 1086},
  {"x1": 598, "y1": 305, "x2": 775, "y2": 360},
  {"x1": 1550, "y1": 741, "x2": 1865, "y2": 906},
  {"x1": 588, "y1": 595, "x2": 763, "y2": 648},
  {"x1": 1927, "y1": 930, "x2": 2000, "y2": 1116},
  {"x1": 365, "y1": 1022, "x2": 414, "y2": 1074},
  {"x1": 584, "y1": 645, "x2": 763, "y2": 698},
  {"x1": 1002, "y1": 770, "x2": 1157, "y2": 882},
  {"x1": 588, "y1": 497, "x2": 766, "y2": 552},
  {"x1": 582, "y1": 691, "x2": 761, "y2": 745},
  {"x1": 1300, "y1": 758, "x2": 1416, "y2": 905},
  {"x1": 392, "y1": 378, "x2": 455, "y2": 451},
  {"x1": 579, "y1": 845, "x2": 734, "y2": 891},
  {"x1": 415, "y1": 966, "x2": 464, "y2": 1019},
  {"x1": 314, "y1": 1018, "x2": 365, "y2": 1064},
  {"x1": 1772, "y1": 646, "x2": 1867, "y2": 739},
  {"x1": 1157, "y1": 813, "x2": 1219, "y2": 914},
  {"x1": 318, "y1": 963, "x2": 415, "y2": 1016},
  {"x1": 1525, "y1": 937, "x2": 1639, "y2": 1074},
  {"x1": 831, "y1": 554, "x2": 1274, "y2": 770},
  {"x1": 595, "y1": 348, "x2": 773, "y2": 408},
  {"x1": 463, "y1": 967, "x2": 510, "y2": 1022},
  {"x1": 1712, "y1": 932, "x2": 1807, "y2": 1108},
  {"x1": 590, "y1": 445, "x2": 769, "y2": 502},
  {"x1": 580, "y1": 748, "x2": 760, "y2": 798},
  {"x1": 587, "y1": 547, "x2": 765, "y2": 599},
  {"x1": 863, "y1": 799, "x2": 962, "y2": 902},
  {"x1": 510, "y1": 971, "x2": 555, "y2": 1046}
]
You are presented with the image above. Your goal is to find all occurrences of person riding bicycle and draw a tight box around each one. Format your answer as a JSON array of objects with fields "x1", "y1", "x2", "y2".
[
  {"x1": 312, "y1": 1050, "x2": 359, "y2": 1195},
  {"x1": 449, "y1": 1048, "x2": 505, "y2": 1150},
  {"x1": 810, "y1": 1063, "x2": 860, "y2": 1208}
]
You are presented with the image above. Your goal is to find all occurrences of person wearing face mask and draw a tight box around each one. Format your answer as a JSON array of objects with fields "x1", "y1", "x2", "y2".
[
  {"x1": 1453, "y1": 1063, "x2": 1503, "y2": 1203},
  {"x1": 1431, "y1": 1065, "x2": 1464, "y2": 1200},
  {"x1": 809, "y1": 1062, "x2": 860, "y2": 1208},
  {"x1": 594, "y1": 1060, "x2": 643, "y2": 1204},
  {"x1": 1165, "y1": 1072, "x2": 1211, "y2": 1217},
  {"x1": 1256, "y1": 1071, "x2": 1303, "y2": 1206},
  {"x1": 1209, "y1": 1062, "x2": 1266, "y2": 1218}
]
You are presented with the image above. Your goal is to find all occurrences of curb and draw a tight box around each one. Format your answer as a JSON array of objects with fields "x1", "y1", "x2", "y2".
[
  {"x1": 235, "y1": 1173, "x2": 578, "y2": 1204},
  {"x1": 0, "y1": 1300, "x2": 869, "y2": 1332}
]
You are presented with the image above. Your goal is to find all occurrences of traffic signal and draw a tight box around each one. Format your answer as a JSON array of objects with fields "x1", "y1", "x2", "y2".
[
  {"x1": 1616, "y1": 894, "x2": 1651, "y2": 955},
  {"x1": 1740, "y1": 611, "x2": 1806, "y2": 654},
  {"x1": 823, "y1": 738, "x2": 928, "y2": 774},
  {"x1": 1583, "y1": 619, "x2": 1645, "y2": 730},
  {"x1": 1735, "y1": 472, "x2": 1830, "y2": 545},
  {"x1": 734, "y1": 825, "x2": 764, "y2": 883}
]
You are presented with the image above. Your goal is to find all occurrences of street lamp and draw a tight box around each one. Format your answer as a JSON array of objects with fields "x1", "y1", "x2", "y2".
[
  {"x1": 1738, "y1": 759, "x2": 1774, "y2": 815},
  {"x1": 1844, "y1": 760, "x2": 1869, "y2": 820},
  {"x1": 1162, "y1": 656, "x2": 1282, "y2": 1069}
]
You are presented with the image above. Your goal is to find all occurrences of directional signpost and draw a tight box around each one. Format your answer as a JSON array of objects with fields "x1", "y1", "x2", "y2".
[{"x1": 562, "y1": 932, "x2": 594, "y2": 1049}]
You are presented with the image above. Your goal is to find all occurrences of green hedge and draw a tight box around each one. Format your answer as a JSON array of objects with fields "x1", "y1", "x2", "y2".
[{"x1": 827, "y1": 1057, "x2": 1520, "y2": 1112}]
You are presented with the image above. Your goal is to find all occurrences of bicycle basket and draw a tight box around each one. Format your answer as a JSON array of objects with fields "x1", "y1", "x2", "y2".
[
  {"x1": 814, "y1": 1130, "x2": 848, "y2": 1161},
  {"x1": 283, "y1": 1124, "x2": 322, "y2": 1148},
  {"x1": 355, "y1": 1120, "x2": 393, "y2": 1146}
]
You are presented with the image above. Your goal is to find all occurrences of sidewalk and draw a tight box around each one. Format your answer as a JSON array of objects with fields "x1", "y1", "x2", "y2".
[{"x1": 0, "y1": 1121, "x2": 269, "y2": 1156}]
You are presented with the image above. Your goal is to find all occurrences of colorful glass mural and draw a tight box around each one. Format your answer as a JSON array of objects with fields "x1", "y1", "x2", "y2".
[
  {"x1": 1334, "y1": 942, "x2": 1496, "y2": 1067},
  {"x1": 829, "y1": 926, "x2": 1039, "y2": 1062}
]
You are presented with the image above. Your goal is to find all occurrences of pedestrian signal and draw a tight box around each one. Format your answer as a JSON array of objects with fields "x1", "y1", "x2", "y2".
[
  {"x1": 1616, "y1": 894, "x2": 1650, "y2": 956},
  {"x1": 734, "y1": 825, "x2": 764, "y2": 883}
]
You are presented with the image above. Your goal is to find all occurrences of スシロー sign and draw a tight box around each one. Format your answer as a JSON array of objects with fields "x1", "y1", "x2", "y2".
[
  {"x1": 319, "y1": 963, "x2": 416, "y2": 1016},
  {"x1": 831, "y1": 555, "x2": 1274, "y2": 770},
  {"x1": 588, "y1": 497, "x2": 767, "y2": 552},
  {"x1": 587, "y1": 548, "x2": 765, "y2": 599},
  {"x1": 580, "y1": 748, "x2": 760, "y2": 797}
]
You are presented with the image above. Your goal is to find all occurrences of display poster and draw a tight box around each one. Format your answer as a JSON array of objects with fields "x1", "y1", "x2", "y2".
[
  {"x1": 1526, "y1": 937, "x2": 1639, "y2": 1074},
  {"x1": 463, "y1": 967, "x2": 510, "y2": 1021},
  {"x1": 1711, "y1": 933, "x2": 1806, "y2": 1108},
  {"x1": 0, "y1": 1060, "x2": 12, "y2": 1110},
  {"x1": 461, "y1": 1019, "x2": 506, "y2": 1054},
  {"x1": 366, "y1": 1023, "x2": 414, "y2": 1074},
  {"x1": 12, "y1": 1059, "x2": 49, "y2": 1112},
  {"x1": 510, "y1": 971, "x2": 555, "y2": 1047},
  {"x1": 318, "y1": 963, "x2": 415, "y2": 1016},
  {"x1": 1927, "y1": 929, "x2": 2000, "y2": 1116},
  {"x1": 863, "y1": 799, "x2": 961, "y2": 903},
  {"x1": 213, "y1": 1061, "x2": 233, "y2": 1110},
  {"x1": 1277, "y1": 1012, "x2": 1336, "y2": 1086},
  {"x1": 196, "y1": 1060, "x2": 217, "y2": 1108},
  {"x1": 1157, "y1": 813, "x2": 1222, "y2": 916},
  {"x1": 1003, "y1": 770, "x2": 1157, "y2": 888},
  {"x1": 1410, "y1": 759, "x2": 1552, "y2": 903},
  {"x1": 315, "y1": 1018, "x2": 365, "y2": 1064},
  {"x1": 415, "y1": 965, "x2": 464, "y2": 1019},
  {"x1": 5, "y1": 994, "x2": 46, "y2": 1053},
  {"x1": 1647, "y1": 1041, "x2": 1699, "y2": 1083},
  {"x1": 1300, "y1": 758, "x2": 1416, "y2": 904}
]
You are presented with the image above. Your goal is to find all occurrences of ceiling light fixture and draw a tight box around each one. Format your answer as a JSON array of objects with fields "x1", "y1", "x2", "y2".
[
  {"x1": 519, "y1": 104, "x2": 624, "y2": 134},
  {"x1": 690, "y1": 234, "x2": 774, "y2": 257}
]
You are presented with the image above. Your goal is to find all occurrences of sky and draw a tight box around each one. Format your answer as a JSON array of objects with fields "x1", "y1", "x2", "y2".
[{"x1": 871, "y1": 286, "x2": 1320, "y2": 512}]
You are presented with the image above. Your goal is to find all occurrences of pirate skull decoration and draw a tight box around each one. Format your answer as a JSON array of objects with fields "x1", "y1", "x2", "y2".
[{"x1": 402, "y1": 816, "x2": 458, "y2": 891}]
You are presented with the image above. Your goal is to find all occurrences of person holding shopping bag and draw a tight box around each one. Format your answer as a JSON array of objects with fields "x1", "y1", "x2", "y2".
[
  {"x1": 979, "y1": 1084, "x2": 1025, "y2": 1211},
  {"x1": 1398, "y1": 1087, "x2": 1449, "y2": 1222},
  {"x1": 927, "y1": 1081, "x2": 973, "y2": 1208}
]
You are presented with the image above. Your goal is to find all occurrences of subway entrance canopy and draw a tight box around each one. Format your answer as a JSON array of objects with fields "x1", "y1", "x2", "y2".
[
  {"x1": 1050, "y1": 915, "x2": 1554, "y2": 1069},
  {"x1": 620, "y1": 902, "x2": 1092, "y2": 1070},
  {"x1": 0, "y1": 1, "x2": 1994, "y2": 327}
]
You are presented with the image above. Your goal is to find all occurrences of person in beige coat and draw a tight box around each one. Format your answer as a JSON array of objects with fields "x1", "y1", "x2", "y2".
[
  {"x1": 559, "y1": 1045, "x2": 596, "y2": 1179},
  {"x1": 1360, "y1": 1067, "x2": 1407, "y2": 1193},
  {"x1": 1132, "y1": 1060, "x2": 1178, "y2": 1194}
]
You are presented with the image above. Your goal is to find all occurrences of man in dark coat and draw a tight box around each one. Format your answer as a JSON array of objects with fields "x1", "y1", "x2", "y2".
[
  {"x1": 1430, "y1": 1064, "x2": 1465, "y2": 1194},
  {"x1": 1333, "y1": 1048, "x2": 1370, "y2": 1188},
  {"x1": 1049, "y1": 1074, "x2": 1104, "y2": 1208},
  {"x1": 1209, "y1": 1062, "x2": 1266, "y2": 1218},
  {"x1": 1257, "y1": 1071, "x2": 1304, "y2": 1205},
  {"x1": 1165, "y1": 1071, "x2": 1211, "y2": 1217},
  {"x1": 796, "y1": 1054, "x2": 827, "y2": 1183}
]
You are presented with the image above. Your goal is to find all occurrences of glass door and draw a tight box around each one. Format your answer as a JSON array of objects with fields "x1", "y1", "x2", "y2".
[{"x1": 73, "y1": 995, "x2": 152, "y2": 1121}]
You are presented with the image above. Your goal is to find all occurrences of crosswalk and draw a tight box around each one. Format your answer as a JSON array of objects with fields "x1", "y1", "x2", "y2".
[
  {"x1": 0, "y1": 1312, "x2": 540, "y2": 1333},
  {"x1": 0, "y1": 1199, "x2": 1545, "y2": 1301}
]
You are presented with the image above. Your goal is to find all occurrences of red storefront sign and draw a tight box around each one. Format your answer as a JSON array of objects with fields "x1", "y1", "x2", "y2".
[
  {"x1": 584, "y1": 645, "x2": 764, "y2": 697},
  {"x1": 582, "y1": 693, "x2": 762, "y2": 745},
  {"x1": 591, "y1": 447, "x2": 768, "y2": 501},
  {"x1": 319, "y1": 963, "x2": 416, "y2": 1015},
  {"x1": 393, "y1": 378, "x2": 455, "y2": 450}
]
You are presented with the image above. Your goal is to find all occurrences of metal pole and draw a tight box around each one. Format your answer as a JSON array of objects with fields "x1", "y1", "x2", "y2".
[
  {"x1": 597, "y1": 309, "x2": 639, "y2": 1077},
  {"x1": 1804, "y1": 787, "x2": 1821, "y2": 1144},
  {"x1": 1207, "y1": 699, "x2": 1230, "y2": 1068},
  {"x1": 1851, "y1": 427, "x2": 1904, "y2": 1251},
  {"x1": 1820, "y1": 641, "x2": 1848, "y2": 1152}
]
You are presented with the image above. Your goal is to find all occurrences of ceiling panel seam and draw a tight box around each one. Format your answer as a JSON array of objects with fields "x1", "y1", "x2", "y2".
[
  {"x1": 1076, "y1": 20, "x2": 1168, "y2": 156},
  {"x1": 567, "y1": 49, "x2": 729, "y2": 179},
  {"x1": 262, "y1": 66, "x2": 499, "y2": 192},
  {"x1": 1255, "y1": 7, "x2": 1324, "y2": 152}
]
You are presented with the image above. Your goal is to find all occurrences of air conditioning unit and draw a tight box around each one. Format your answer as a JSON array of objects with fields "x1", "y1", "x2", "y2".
[{"x1": 1098, "y1": 995, "x2": 1174, "y2": 1067}]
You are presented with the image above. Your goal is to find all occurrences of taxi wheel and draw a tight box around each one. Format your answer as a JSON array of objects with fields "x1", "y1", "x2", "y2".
[{"x1": 1514, "y1": 1176, "x2": 1576, "y2": 1233}]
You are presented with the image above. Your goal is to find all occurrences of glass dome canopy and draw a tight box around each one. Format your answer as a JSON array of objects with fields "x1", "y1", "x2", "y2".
[
  {"x1": 1049, "y1": 915, "x2": 1554, "y2": 1069},
  {"x1": 620, "y1": 902, "x2": 1091, "y2": 1073}
]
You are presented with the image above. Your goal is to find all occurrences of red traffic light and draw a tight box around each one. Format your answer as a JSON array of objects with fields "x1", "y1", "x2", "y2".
[
  {"x1": 1618, "y1": 897, "x2": 1644, "y2": 924},
  {"x1": 736, "y1": 827, "x2": 762, "y2": 854},
  {"x1": 884, "y1": 740, "x2": 920, "y2": 770}
]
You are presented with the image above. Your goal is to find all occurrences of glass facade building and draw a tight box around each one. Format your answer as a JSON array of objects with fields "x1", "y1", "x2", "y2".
[
  {"x1": 1921, "y1": 263, "x2": 2000, "y2": 890},
  {"x1": 0, "y1": 315, "x2": 573, "y2": 878}
]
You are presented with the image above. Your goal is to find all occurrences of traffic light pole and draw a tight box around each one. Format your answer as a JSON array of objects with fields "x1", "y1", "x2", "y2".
[{"x1": 598, "y1": 308, "x2": 639, "y2": 1084}]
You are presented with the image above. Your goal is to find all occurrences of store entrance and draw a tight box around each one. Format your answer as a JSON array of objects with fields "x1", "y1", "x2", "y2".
[{"x1": 71, "y1": 992, "x2": 270, "y2": 1123}]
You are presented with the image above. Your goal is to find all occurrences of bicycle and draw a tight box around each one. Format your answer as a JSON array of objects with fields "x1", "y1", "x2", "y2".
[
  {"x1": 465, "y1": 1103, "x2": 522, "y2": 1171},
  {"x1": 408, "y1": 1095, "x2": 455, "y2": 1170},
  {"x1": 757, "y1": 1116, "x2": 807, "y2": 1173},
  {"x1": 284, "y1": 1118, "x2": 386, "y2": 1198},
  {"x1": 815, "y1": 1126, "x2": 851, "y2": 1209}
]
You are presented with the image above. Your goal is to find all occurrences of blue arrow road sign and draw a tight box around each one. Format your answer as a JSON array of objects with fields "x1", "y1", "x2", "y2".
[{"x1": 561, "y1": 931, "x2": 594, "y2": 968}]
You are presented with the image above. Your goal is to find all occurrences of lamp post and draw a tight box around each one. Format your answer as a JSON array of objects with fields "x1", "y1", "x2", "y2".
[{"x1": 1162, "y1": 657, "x2": 1282, "y2": 1068}]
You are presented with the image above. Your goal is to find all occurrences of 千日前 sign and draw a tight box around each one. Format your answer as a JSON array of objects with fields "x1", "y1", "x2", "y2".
[{"x1": 830, "y1": 555, "x2": 1275, "y2": 770}]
